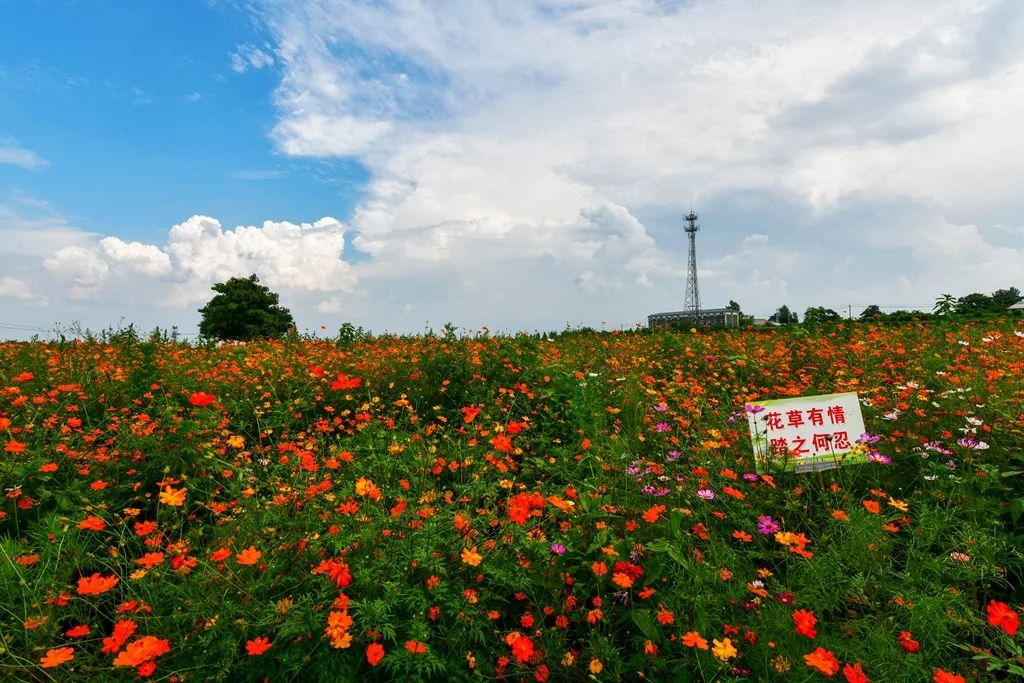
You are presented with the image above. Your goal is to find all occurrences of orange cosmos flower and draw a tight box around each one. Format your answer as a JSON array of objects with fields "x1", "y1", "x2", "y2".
[
  {"x1": 78, "y1": 516, "x2": 106, "y2": 531},
  {"x1": 209, "y1": 548, "x2": 233, "y2": 562},
  {"x1": 490, "y1": 434, "x2": 513, "y2": 452},
  {"x1": 137, "y1": 552, "x2": 165, "y2": 569},
  {"x1": 40, "y1": 647, "x2": 74, "y2": 668},
  {"x1": 405, "y1": 640, "x2": 427, "y2": 654},
  {"x1": 245, "y1": 637, "x2": 272, "y2": 656},
  {"x1": 159, "y1": 486, "x2": 186, "y2": 506},
  {"x1": 804, "y1": 647, "x2": 840, "y2": 676},
  {"x1": 134, "y1": 520, "x2": 157, "y2": 536},
  {"x1": 66, "y1": 624, "x2": 90, "y2": 638},
  {"x1": 682, "y1": 631, "x2": 709, "y2": 649},
  {"x1": 112, "y1": 636, "x2": 170, "y2": 667},
  {"x1": 986, "y1": 599, "x2": 1020, "y2": 636},
  {"x1": 642, "y1": 505, "x2": 666, "y2": 523},
  {"x1": 101, "y1": 619, "x2": 138, "y2": 654},
  {"x1": 862, "y1": 500, "x2": 880, "y2": 514},
  {"x1": 461, "y1": 406, "x2": 481, "y2": 423},
  {"x1": 461, "y1": 547, "x2": 483, "y2": 566},
  {"x1": 78, "y1": 572, "x2": 119, "y2": 596},
  {"x1": 366, "y1": 642, "x2": 385, "y2": 666},
  {"x1": 235, "y1": 546, "x2": 262, "y2": 566},
  {"x1": 933, "y1": 670, "x2": 965, "y2": 683}
]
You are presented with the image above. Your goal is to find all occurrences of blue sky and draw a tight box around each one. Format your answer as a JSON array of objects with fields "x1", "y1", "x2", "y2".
[
  {"x1": 1, "y1": 0, "x2": 366, "y2": 237},
  {"x1": 2, "y1": 0, "x2": 1023, "y2": 337}
]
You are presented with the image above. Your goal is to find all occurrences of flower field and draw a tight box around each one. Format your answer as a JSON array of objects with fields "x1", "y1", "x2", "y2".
[{"x1": 2, "y1": 322, "x2": 1023, "y2": 681}]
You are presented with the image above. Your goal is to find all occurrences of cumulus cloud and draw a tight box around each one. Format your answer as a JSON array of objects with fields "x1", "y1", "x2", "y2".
[
  {"x1": 230, "y1": 0, "x2": 1024, "y2": 329},
  {"x1": 28, "y1": 213, "x2": 355, "y2": 310}
]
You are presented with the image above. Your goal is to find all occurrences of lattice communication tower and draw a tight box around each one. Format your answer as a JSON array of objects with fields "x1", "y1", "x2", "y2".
[{"x1": 683, "y1": 210, "x2": 701, "y2": 321}]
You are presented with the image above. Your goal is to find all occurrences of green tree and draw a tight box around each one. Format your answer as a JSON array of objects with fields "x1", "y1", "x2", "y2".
[
  {"x1": 803, "y1": 306, "x2": 841, "y2": 325},
  {"x1": 955, "y1": 292, "x2": 992, "y2": 316},
  {"x1": 769, "y1": 305, "x2": 797, "y2": 324},
  {"x1": 859, "y1": 305, "x2": 883, "y2": 320},
  {"x1": 727, "y1": 300, "x2": 742, "y2": 312},
  {"x1": 933, "y1": 294, "x2": 957, "y2": 316},
  {"x1": 990, "y1": 287, "x2": 1022, "y2": 310},
  {"x1": 198, "y1": 274, "x2": 295, "y2": 341}
]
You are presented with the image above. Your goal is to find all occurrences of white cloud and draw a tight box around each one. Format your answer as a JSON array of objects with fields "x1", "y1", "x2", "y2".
[
  {"x1": 184, "y1": 91, "x2": 202, "y2": 104},
  {"x1": 99, "y1": 237, "x2": 173, "y2": 277},
  {"x1": 44, "y1": 246, "x2": 109, "y2": 297},
  {"x1": 229, "y1": 0, "x2": 1024, "y2": 328},
  {"x1": 0, "y1": 276, "x2": 35, "y2": 301},
  {"x1": 0, "y1": 138, "x2": 49, "y2": 169},
  {"x1": 231, "y1": 44, "x2": 275, "y2": 73}
]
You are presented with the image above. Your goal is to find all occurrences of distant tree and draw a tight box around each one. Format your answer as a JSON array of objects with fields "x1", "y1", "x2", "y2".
[
  {"x1": 990, "y1": 287, "x2": 1022, "y2": 310},
  {"x1": 955, "y1": 292, "x2": 992, "y2": 316},
  {"x1": 803, "y1": 306, "x2": 841, "y2": 325},
  {"x1": 769, "y1": 305, "x2": 797, "y2": 324},
  {"x1": 727, "y1": 300, "x2": 742, "y2": 312},
  {"x1": 198, "y1": 274, "x2": 295, "y2": 341},
  {"x1": 933, "y1": 294, "x2": 957, "y2": 317},
  {"x1": 859, "y1": 305, "x2": 883, "y2": 320}
]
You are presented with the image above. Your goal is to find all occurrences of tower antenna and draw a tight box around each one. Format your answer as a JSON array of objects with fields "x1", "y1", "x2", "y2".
[{"x1": 683, "y1": 210, "x2": 701, "y2": 322}]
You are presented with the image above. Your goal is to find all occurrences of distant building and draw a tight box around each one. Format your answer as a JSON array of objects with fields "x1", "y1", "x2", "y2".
[
  {"x1": 1008, "y1": 299, "x2": 1024, "y2": 314},
  {"x1": 648, "y1": 307, "x2": 741, "y2": 328}
]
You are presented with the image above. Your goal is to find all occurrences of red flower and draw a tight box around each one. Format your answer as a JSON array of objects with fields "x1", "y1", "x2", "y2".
[
  {"x1": 843, "y1": 662, "x2": 869, "y2": 683},
  {"x1": 986, "y1": 600, "x2": 1020, "y2": 636},
  {"x1": 793, "y1": 609, "x2": 817, "y2": 639},
  {"x1": 245, "y1": 637, "x2": 272, "y2": 656},
  {"x1": 933, "y1": 669, "x2": 965, "y2": 683},
  {"x1": 404, "y1": 640, "x2": 427, "y2": 654},
  {"x1": 188, "y1": 391, "x2": 216, "y2": 407},
  {"x1": 510, "y1": 633, "x2": 535, "y2": 663},
  {"x1": 330, "y1": 373, "x2": 362, "y2": 391},
  {"x1": 897, "y1": 630, "x2": 920, "y2": 653},
  {"x1": 366, "y1": 642, "x2": 385, "y2": 666},
  {"x1": 461, "y1": 406, "x2": 481, "y2": 423}
]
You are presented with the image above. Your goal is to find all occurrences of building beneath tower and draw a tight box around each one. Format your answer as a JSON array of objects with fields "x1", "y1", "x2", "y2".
[{"x1": 647, "y1": 308, "x2": 741, "y2": 328}]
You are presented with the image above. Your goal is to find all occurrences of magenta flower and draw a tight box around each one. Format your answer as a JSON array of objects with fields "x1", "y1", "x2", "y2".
[{"x1": 756, "y1": 515, "x2": 779, "y2": 535}]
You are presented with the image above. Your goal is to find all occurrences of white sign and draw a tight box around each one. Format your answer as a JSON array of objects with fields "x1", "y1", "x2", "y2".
[{"x1": 747, "y1": 392, "x2": 867, "y2": 473}]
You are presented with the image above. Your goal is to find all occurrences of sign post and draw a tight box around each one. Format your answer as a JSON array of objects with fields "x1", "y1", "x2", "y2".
[{"x1": 747, "y1": 392, "x2": 867, "y2": 474}]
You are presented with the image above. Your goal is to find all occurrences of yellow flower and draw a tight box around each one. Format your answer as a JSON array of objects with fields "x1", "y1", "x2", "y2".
[
  {"x1": 461, "y1": 547, "x2": 483, "y2": 566},
  {"x1": 712, "y1": 638, "x2": 737, "y2": 661},
  {"x1": 888, "y1": 498, "x2": 909, "y2": 512},
  {"x1": 227, "y1": 435, "x2": 245, "y2": 448},
  {"x1": 159, "y1": 486, "x2": 186, "y2": 506},
  {"x1": 589, "y1": 658, "x2": 603, "y2": 674}
]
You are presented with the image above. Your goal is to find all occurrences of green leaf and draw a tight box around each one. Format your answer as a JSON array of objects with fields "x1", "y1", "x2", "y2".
[
  {"x1": 631, "y1": 610, "x2": 660, "y2": 642},
  {"x1": 1010, "y1": 498, "x2": 1024, "y2": 523}
]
